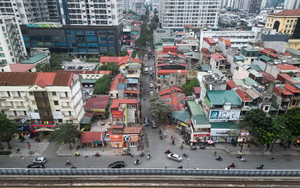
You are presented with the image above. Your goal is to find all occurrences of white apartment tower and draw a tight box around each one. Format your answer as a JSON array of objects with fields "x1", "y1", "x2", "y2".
[
  {"x1": 0, "y1": 0, "x2": 50, "y2": 25},
  {"x1": 158, "y1": 0, "x2": 221, "y2": 29},
  {"x1": 57, "y1": 0, "x2": 123, "y2": 26},
  {"x1": 284, "y1": 0, "x2": 300, "y2": 9},
  {"x1": 0, "y1": 16, "x2": 27, "y2": 64}
]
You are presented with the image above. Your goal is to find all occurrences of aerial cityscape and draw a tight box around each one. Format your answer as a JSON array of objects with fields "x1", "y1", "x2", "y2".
[{"x1": 0, "y1": 0, "x2": 300, "y2": 187}]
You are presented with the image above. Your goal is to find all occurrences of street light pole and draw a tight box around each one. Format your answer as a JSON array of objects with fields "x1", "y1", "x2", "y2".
[{"x1": 186, "y1": 158, "x2": 189, "y2": 171}]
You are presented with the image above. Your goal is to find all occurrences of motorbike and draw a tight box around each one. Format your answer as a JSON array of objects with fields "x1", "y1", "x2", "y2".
[
  {"x1": 255, "y1": 143, "x2": 259, "y2": 147},
  {"x1": 71, "y1": 165, "x2": 77, "y2": 169},
  {"x1": 232, "y1": 143, "x2": 237, "y2": 147},
  {"x1": 191, "y1": 145, "x2": 197, "y2": 150},
  {"x1": 216, "y1": 157, "x2": 223, "y2": 161},
  {"x1": 16, "y1": 148, "x2": 20, "y2": 153},
  {"x1": 20, "y1": 137, "x2": 24, "y2": 143},
  {"x1": 77, "y1": 145, "x2": 80, "y2": 150},
  {"x1": 241, "y1": 158, "x2": 247, "y2": 162},
  {"x1": 95, "y1": 153, "x2": 101, "y2": 157},
  {"x1": 134, "y1": 160, "x2": 141, "y2": 165},
  {"x1": 35, "y1": 138, "x2": 40, "y2": 142},
  {"x1": 229, "y1": 163, "x2": 236, "y2": 167},
  {"x1": 65, "y1": 162, "x2": 72, "y2": 166},
  {"x1": 147, "y1": 154, "x2": 151, "y2": 160},
  {"x1": 160, "y1": 135, "x2": 163, "y2": 140},
  {"x1": 75, "y1": 152, "x2": 81, "y2": 156},
  {"x1": 177, "y1": 165, "x2": 183, "y2": 169},
  {"x1": 140, "y1": 152, "x2": 144, "y2": 157},
  {"x1": 256, "y1": 164, "x2": 264, "y2": 169},
  {"x1": 159, "y1": 130, "x2": 162, "y2": 135},
  {"x1": 170, "y1": 140, "x2": 175, "y2": 145},
  {"x1": 268, "y1": 157, "x2": 275, "y2": 162},
  {"x1": 236, "y1": 154, "x2": 242, "y2": 158},
  {"x1": 165, "y1": 150, "x2": 171, "y2": 154},
  {"x1": 199, "y1": 145, "x2": 206, "y2": 149},
  {"x1": 183, "y1": 152, "x2": 188, "y2": 157}
]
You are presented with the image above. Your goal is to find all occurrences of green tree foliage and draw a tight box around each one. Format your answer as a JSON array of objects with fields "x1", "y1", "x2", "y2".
[
  {"x1": 127, "y1": 10, "x2": 136, "y2": 15},
  {"x1": 137, "y1": 51, "x2": 146, "y2": 59},
  {"x1": 242, "y1": 109, "x2": 277, "y2": 145},
  {"x1": 35, "y1": 62, "x2": 51, "y2": 72},
  {"x1": 131, "y1": 50, "x2": 137, "y2": 58},
  {"x1": 150, "y1": 3, "x2": 152, "y2": 11},
  {"x1": 281, "y1": 107, "x2": 300, "y2": 137},
  {"x1": 149, "y1": 20, "x2": 158, "y2": 33},
  {"x1": 135, "y1": 35, "x2": 150, "y2": 46},
  {"x1": 154, "y1": 8, "x2": 158, "y2": 15},
  {"x1": 123, "y1": 10, "x2": 127, "y2": 14},
  {"x1": 106, "y1": 62, "x2": 120, "y2": 75},
  {"x1": 0, "y1": 114, "x2": 18, "y2": 151},
  {"x1": 98, "y1": 65, "x2": 108, "y2": 71},
  {"x1": 106, "y1": 52, "x2": 116, "y2": 56},
  {"x1": 120, "y1": 50, "x2": 129, "y2": 57},
  {"x1": 149, "y1": 94, "x2": 174, "y2": 122},
  {"x1": 50, "y1": 53, "x2": 63, "y2": 67},
  {"x1": 94, "y1": 75, "x2": 113, "y2": 94},
  {"x1": 153, "y1": 15, "x2": 159, "y2": 22},
  {"x1": 272, "y1": 115, "x2": 294, "y2": 150},
  {"x1": 48, "y1": 123, "x2": 80, "y2": 148},
  {"x1": 182, "y1": 78, "x2": 199, "y2": 96}
]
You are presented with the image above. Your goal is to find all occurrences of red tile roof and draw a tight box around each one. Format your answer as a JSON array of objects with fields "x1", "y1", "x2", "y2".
[
  {"x1": 269, "y1": 52, "x2": 278, "y2": 58},
  {"x1": 201, "y1": 48, "x2": 210, "y2": 54},
  {"x1": 178, "y1": 63, "x2": 188, "y2": 67},
  {"x1": 54, "y1": 70, "x2": 111, "y2": 75},
  {"x1": 274, "y1": 86, "x2": 294, "y2": 96},
  {"x1": 9, "y1": 64, "x2": 37, "y2": 72},
  {"x1": 157, "y1": 70, "x2": 187, "y2": 75},
  {"x1": 111, "y1": 99, "x2": 138, "y2": 109},
  {"x1": 85, "y1": 112, "x2": 94, "y2": 117},
  {"x1": 193, "y1": 87, "x2": 201, "y2": 94},
  {"x1": 85, "y1": 95, "x2": 110, "y2": 110},
  {"x1": 0, "y1": 72, "x2": 38, "y2": 86},
  {"x1": 35, "y1": 73, "x2": 56, "y2": 88},
  {"x1": 227, "y1": 79, "x2": 238, "y2": 89},
  {"x1": 258, "y1": 71, "x2": 276, "y2": 83},
  {"x1": 219, "y1": 38, "x2": 231, "y2": 46},
  {"x1": 270, "y1": 9, "x2": 300, "y2": 16},
  {"x1": 123, "y1": 126, "x2": 141, "y2": 134},
  {"x1": 156, "y1": 63, "x2": 168, "y2": 67},
  {"x1": 282, "y1": 53, "x2": 291, "y2": 56},
  {"x1": 131, "y1": 58, "x2": 143, "y2": 63},
  {"x1": 264, "y1": 48, "x2": 277, "y2": 53},
  {"x1": 278, "y1": 65, "x2": 296, "y2": 70},
  {"x1": 160, "y1": 92, "x2": 187, "y2": 111},
  {"x1": 124, "y1": 90, "x2": 139, "y2": 94},
  {"x1": 163, "y1": 46, "x2": 177, "y2": 53},
  {"x1": 80, "y1": 132, "x2": 104, "y2": 143},
  {"x1": 236, "y1": 89, "x2": 253, "y2": 102},
  {"x1": 203, "y1": 38, "x2": 216, "y2": 46},
  {"x1": 100, "y1": 55, "x2": 131, "y2": 66},
  {"x1": 260, "y1": 49, "x2": 271, "y2": 55},
  {"x1": 284, "y1": 83, "x2": 300, "y2": 93},
  {"x1": 159, "y1": 86, "x2": 185, "y2": 96},
  {"x1": 210, "y1": 53, "x2": 226, "y2": 60},
  {"x1": 110, "y1": 74, "x2": 123, "y2": 91}
]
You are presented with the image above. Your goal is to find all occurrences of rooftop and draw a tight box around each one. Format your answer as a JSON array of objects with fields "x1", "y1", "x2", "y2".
[
  {"x1": 269, "y1": 9, "x2": 300, "y2": 17},
  {"x1": 278, "y1": 64, "x2": 296, "y2": 70},
  {"x1": 210, "y1": 53, "x2": 226, "y2": 61},
  {"x1": 110, "y1": 74, "x2": 123, "y2": 91},
  {"x1": 9, "y1": 64, "x2": 37, "y2": 72},
  {"x1": 111, "y1": 99, "x2": 138, "y2": 109},
  {"x1": 248, "y1": 65, "x2": 263, "y2": 72},
  {"x1": 187, "y1": 101, "x2": 204, "y2": 115},
  {"x1": 85, "y1": 95, "x2": 110, "y2": 110},
  {"x1": 157, "y1": 70, "x2": 187, "y2": 75},
  {"x1": 210, "y1": 122, "x2": 239, "y2": 129},
  {"x1": 244, "y1": 77, "x2": 260, "y2": 86},
  {"x1": 169, "y1": 110, "x2": 191, "y2": 124},
  {"x1": 243, "y1": 46, "x2": 259, "y2": 52},
  {"x1": 206, "y1": 90, "x2": 241, "y2": 106},
  {"x1": 159, "y1": 86, "x2": 184, "y2": 96},
  {"x1": 20, "y1": 54, "x2": 47, "y2": 64},
  {"x1": 160, "y1": 92, "x2": 187, "y2": 111},
  {"x1": 234, "y1": 56, "x2": 245, "y2": 61}
]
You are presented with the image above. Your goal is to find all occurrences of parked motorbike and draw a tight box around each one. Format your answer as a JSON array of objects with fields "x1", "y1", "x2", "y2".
[
  {"x1": 140, "y1": 152, "x2": 144, "y2": 157},
  {"x1": 241, "y1": 158, "x2": 247, "y2": 162},
  {"x1": 256, "y1": 164, "x2": 264, "y2": 169},
  {"x1": 160, "y1": 135, "x2": 163, "y2": 140},
  {"x1": 191, "y1": 145, "x2": 197, "y2": 150},
  {"x1": 183, "y1": 152, "x2": 188, "y2": 157},
  {"x1": 177, "y1": 165, "x2": 183, "y2": 169},
  {"x1": 95, "y1": 152, "x2": 101, "y2": 157},
  {"x1": 20, "y1": 137, "x2": 24, "y2": 143},
  {"x1": 268, "y1": 157, "x2": 275, "y2": 162},
  {"x1": 236, "y1": 154, "x2": 242, "y2": 158},
  {"x1": 77, "y1": 145, "x2": 80, "y2": 150},
  {"x1": 147, "y1": 153, "x2": 151, "y2": 160},
  {"x1": 199, "y1": 145, "x2": 206, "y2": 149},
  {"x1": 229, "y1": 163, "x2": 236, "y2": 167},
  {"x1": 134, "y1": 159, "x2": 141, "y2": 165},
  {"x1": 65, "y1": 162, "x2": 72, "y2": 166},
  {"x1": 75, "y1": 152, "x2": 81, "y2": 156},
  {"x1": 71, "y1": 165, "x2": 77, "y2": 169},
  {"x1": 216, "y1": 157, "x2": 223, "y2": 161},
  {"x1": 16, "y1": 148, "x2": 20, "y2": 153},
  {"x1": 35, "y1": 137, "x2": 40, "y2": 142},
  {"x1": 165, "y1": 150, "x2": 171, "y2": 154}
]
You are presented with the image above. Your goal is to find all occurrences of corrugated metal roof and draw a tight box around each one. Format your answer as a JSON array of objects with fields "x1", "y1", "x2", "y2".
[
  {"x1": 249, "y1": 69, "x2": 263, "y2": 77},
  {"x1": 81, "y1": 79, "x2": 98, "y2": 84},
  {"x1": 243, "y1": 77, "x2": 259, "y2": 86},
  {"x1": 248, "y1": 65, "x2": 263, "y2": 71},
  {"x1": 187, "y1": 101, "x2": 204, "y2": 115},
  {"x1": 211, "y1": 122, "x2": 238, "y2": 129},
  {"x1": 170, "y1": 110, "x2": 191, "y2": 124},
  {"x1": 233, "y1": 79, "x2": 245, "y2": 86},
  {"x1": 200, "y1": 65, "x2": 211, "y2": 71},
  {"x1": 52, "y1": 72, "x2": 73, "y2": 86},
  {"x1": 0, "y1": 72, "x2": 38, "y2": 86},
  {"x1": 20, "y1": 54, "x2": 47, "y2": 64},
  {"x1": 234, "y1": 56, "x2": 245, "y2": 61},
  {"x1": 244, "y1": 89, "x2": 260, "y2": 100},
  {"x1": 206, "y1": 90, "x2": 241, "y2": 106}
]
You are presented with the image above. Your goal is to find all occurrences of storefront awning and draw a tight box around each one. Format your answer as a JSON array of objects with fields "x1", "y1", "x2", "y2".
[
  {"x1": 94, "y1": 112, "x2": 104, "y2": 115},
  {"x1": 36, "y1": 128, "x2": 55, "y2": 132},
  {"x1": 81, "y1": 132, "x2": 103, "y2": 143},
  {"x1": 33, "y1": 124, "x2": 54, "y2": 127},
  {"x1": 80, "y1": 116, "x2": 92, "y2": 125},
  {"x1": 124, "y1": 90, "x2": 139, "y2": 94}
]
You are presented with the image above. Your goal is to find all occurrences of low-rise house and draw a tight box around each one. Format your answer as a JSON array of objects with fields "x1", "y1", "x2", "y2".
[
  {"x1": 240, "y1": 46, "x2": 259, "y2": 65},
  {"x1": 111, "y1": 99, "x2": 139, "y2": 126},
  {"x1": 157, "y1": 70, "x2": 187, "y2": 90}
]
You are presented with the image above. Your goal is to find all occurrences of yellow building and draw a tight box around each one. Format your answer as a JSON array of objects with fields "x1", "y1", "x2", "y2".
[
  {"x1": 266, "y1": 9, "x2": 300, "y2": 36},
  {"x1": 287, "y1": 39, "x2": 300, "y2": 50}
]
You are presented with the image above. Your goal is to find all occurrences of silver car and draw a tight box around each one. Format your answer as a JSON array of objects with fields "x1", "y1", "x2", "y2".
[
  {"x1": 167, "y1": 153, "x2": 182, "y2": 162},
  {"x1": 32, "y1": 157, "x2": 47, "y2": 164}
]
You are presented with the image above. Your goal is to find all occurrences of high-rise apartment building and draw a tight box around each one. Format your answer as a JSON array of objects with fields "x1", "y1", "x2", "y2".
[
  {"x1": 249, "y1": 0, "x2": 262, "y2": 13},
  {"x1": 0, "y1": 16, "x2": 27, "y2": 64},
  {"x1": 284, "y1": 0, "x2": 300, "y2": 9},
  {"x1": 0, "y1": 0, "x2": 50, "y2": 25},
  {"x1": 158, "y1": 0, "x2": 221, "y2": 30},
  {"x1": 57, "y1": 0, "x2": 123, "y2": 26}
]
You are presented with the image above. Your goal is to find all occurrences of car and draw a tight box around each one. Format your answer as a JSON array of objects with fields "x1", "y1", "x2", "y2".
[
  {"x1": 27, "y1": 163, "x2": 45, "y2": 168},
  {"x1": 167, "y1": 153, "x2": 182, "y2": 162},
  {"x1": 151, "y1": 121, "x2": 157, "y2": 128},
  {"x1": 108, "y1": 161, "x2": 125, "y2": 168},
  {"x1": 150, "y1": 91, "x2": 154, "y2": 95},
  {"x1": 89, "y1": 91, "x2": 94, "y2": 95},
  {"x1": 145, "y1": 64, "x2": 149, "y2": 67},
  {"x1": 32, "y1": 157, "x2": 47, "y2": 164},
  {"x1": 149, "y1": 71, "x2": 154, "y2": 76},
  {"x1": 150, "y1": 83, "x2": 154, "y2": 88},
  {"x1": 144, "y1": 117, "x2": 149, "y2": 126},
  {"x1": 149, "y1": 67, "x2": 153, "y2": 71}
]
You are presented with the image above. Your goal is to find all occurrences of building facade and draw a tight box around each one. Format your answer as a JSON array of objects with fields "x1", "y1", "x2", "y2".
[
  {"x1": 0, "y1": 16, "x2": 27, "y2": 64},
  {"x1": 0, "y1": 72, "x2": 85, "y2": 125},
  {"x1": 158, "y1": 0, "x2": 221, "y2": 30},
  {"x1": 21, "y1": 23, "x2": 123, "y2": 57},
  {"x1": 284, "y1": 0, "x2": 300, "y2": 9}
]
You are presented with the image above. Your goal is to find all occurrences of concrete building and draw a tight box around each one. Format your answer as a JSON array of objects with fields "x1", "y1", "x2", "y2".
[
  {"x1": 240, "y1": 46, "x2": 259, "y2": 65},
  {"x1": 0, "y1": 16, "x2": 27, "y2": 64},
  {"x1": 210, "y1": 53, "x2": 227, "y2": 70},
  {"x1": 158, "y1": 0, "x2": 221, "y2": 30},
  {"x1": 0, "y1": 0, "x2": 50, "y2": 25},
  {"x1": 153, "y1": 28, "x2": 171, "y2": 45},
  {"x1": 284, "y1": 0, "x2": 300, "y2": 9},
  {"x1": 157, "y1": 69, "x2": 187, "y2": 90},
  {"x1": 110, "y1": 99, "x2": 139, "y2": 126},
  {"x1": 0, "y1": 72, "x2": 85, "y2": 125},
  {"x1": 262, "y1": 34, "x2": 289, "y2": 53},
  {"x1": 202, "y1": 38, "x2": 217, "y2": 54},
  {"x1": 249, "y1": 0, "x2": 262, "y2": 13}
]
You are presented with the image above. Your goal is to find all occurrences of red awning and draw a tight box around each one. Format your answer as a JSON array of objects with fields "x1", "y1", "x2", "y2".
[
  {"x1": 80, "y1": 132, "x2": 104, "y2": 143},
  {"x1": 124, "y1": 90, "x2": 139, "y2": 94},
  {"x1": 33, "y1": 124, "x2": 54, "y2": 127}
]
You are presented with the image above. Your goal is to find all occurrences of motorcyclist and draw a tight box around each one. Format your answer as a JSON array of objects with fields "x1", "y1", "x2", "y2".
[
  {"x1": 135, "y1": 159, "x2": 140, "y2": 164},
  {"x1": 66, "y1": 160, "x2": 71, "y2": 165},
  {"x1": 159, "y1": 130, "x2": 162, "y2": 134},
  {"x1": 95, "y1": 152, "x2": 100, "y2": 156},
  {"x1": 181, "y1": 143, "x2": 183, "y2": 149},
  {"x1": 172, "y1": 140, "x2": 175, "y2": 145},
  {"x1": 259, "y1": 164, "x2": 264, "y2": 168},
  {"x1": 160, "y1": 135, "x2": 163, "y2": 139},
  {"x1": 217, "y1": 155, "x2": 221, "y2": 159},
  {"x1": 271, "y1": 156, "x2": 275, "y2": 160},
  {"x1": 140, "y1": 152, "x2": 144, "y2": 157},
  {"x1": 184, "y1": 152, "x2": 187, "y2": 156},
  {"x1": 148, "y1": 153, "x2": 151, "y2": 158},
  {"x1": 75, "y1": 152, "x2": 80, "y2": 156}
]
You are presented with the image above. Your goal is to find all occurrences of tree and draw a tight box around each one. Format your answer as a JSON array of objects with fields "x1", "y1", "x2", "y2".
[
  {"x1": 106, "y1": 62, "x2": 120, "y2": 74},
  {"x1": 273, "y1": 115, "x2": 294, "y2": 150},
  {"x1": 149, "y1": 94, "x2": 174, "y2": 122},
  {"x1": 98, "y1": 65, "x2": 108, "y2": 71},
  {"x1": 131, "y1": 50, "x2": 137, "y2": 58},
  {"x1": 242, "y1": 109, "x2": 276, "y2": 148},
  {"x1": 280, "y1": 107, "x2": 300, "y2": 145},
  {"x1": 123, "y1": 10, "x2": 127, "y2": 14},
  {"x1": 35, "y1": 62, "x2": 51, "y2": 72},
  {"x1": 49, "y1": 53, "x2": 63, "y2": 67},
  {"x1": 137, "y1": 50, "x2": 146, "y2": 59},
  {"x1": 287, "y1": 71, "x2": 295, "y2": 77},
  {"x1": 135, "y1": 35, "x2": 150, "y2": 46},
  {"x1": 0, "y1": 114, "x2": 18, "y2": 151},
  {"x1": 120, "y1": 50, "x2": 129, "y2": 57},
  {"x1": 154, "y1": 8, "x2": 158, "y2": 15},
  {"x1": 153, "y1": 15, "x2": 159, "y2": 23},
  {"x1": 182, "y1": 78, "x2": 200, "y2": 96},
  {"x1": 128, "y1": 10, "x2": 136, "y2": 15},
  {"x1": 106, "y1": 52, "x2": 116, "y2": 56},
  {"x1": 94, "y1": 74, "x2": 113, "y2": 94},
  {"x1": 48, "y1": 123, "x2": 80, "y2": 149}
]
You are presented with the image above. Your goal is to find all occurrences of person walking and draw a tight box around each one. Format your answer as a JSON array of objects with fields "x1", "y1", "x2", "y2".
[{"x1": 214, "y1": 151, "x2": 217, "y2": 156}]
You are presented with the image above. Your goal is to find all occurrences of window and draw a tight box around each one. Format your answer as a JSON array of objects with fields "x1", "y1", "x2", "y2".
[
  {"x1": 7, "y1": 91, "x2": 10, "y2": 97},
  {"x1": 295, "y1": 44, "x2": 298, "y2": 48},
  {"x1": 58, "y1": 119, "x2": 63, "y2": 123},
  {"x1": 287, "y1": 20, "x2": 290, "y2": 23},
  {"x1": 6, "y1": 40, "x2": 9, "y2": 44},
  {"x1": 24, "y1": 111, "x2": 27, "y2": 116},
  {"x1": 29, "y1": 91, "x2": 33, "y2": 95},
  {"x1": 34, "y1": 109, "x2": 38, "y2": 113},
  {"x1": 32, "y1": 100, "x2": 36, "y2": 105},
  {"x1": 54, "y1": 101, "x2": 59, "y2": 105},
  {"x1": 292, "y1": 100, "x2": 297, "y2": 105},
  {"x1": 0, "y1": 53, "x2": 5, "y2": 57},
  {"x1": 52, "y1": 92, "x2": 56, "y2": 96},
  {"x1": 69, "y1": 111, "x2": 72, "y2": 115},
  {"x1": 65, "y1": 92, "x2": 68, "y2": 97},
  {"x1": 1, "y1": 26, "x2": 5, "y2": 31},
  {"x1": 2, "y1": 60, "x2": 6, "y2": 64},
  {"x1": 0, "y1": 47, "x2": 3, "y2": 51},
  {"x1": 18, "y1": 91, "x2": 21, "y2": 97},
  {"x1": 247, "y1": 53, "x2": 250, "y2": 56},
  {"x1": 14, "y1": 111, "x2": 17, "y2": 116},
  {"x1": 288, "y1": 44, "x2": 291, "y2": 48},
  {"x1": 4, "y1": 33, "x2": 7, "y2": 38}
]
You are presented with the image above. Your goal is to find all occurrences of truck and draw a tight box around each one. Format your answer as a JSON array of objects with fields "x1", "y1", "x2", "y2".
[{"x1": 145, "y1": 67, "x2": 149, "y2": 75}]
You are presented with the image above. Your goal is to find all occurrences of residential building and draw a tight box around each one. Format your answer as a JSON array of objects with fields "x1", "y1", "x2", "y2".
[
  {"x1": 272, "y1": 83, "x2": 293, "y2": 114},
  {"x1": 0, "y1": 63, "x2": 37, "y2": 72},
  {"x1": 240, "y1": 46, "x2": 259, "y2": 65},
  {"x1": 21, "y1": 23, "x2": 123, "y2": 57},
  {"x1": 176, "y1": 38, "x2": 199, "y2": 52},
  {"x1": 125, "y1": 63, "x2": 142, "y2": 79},
  {"x1": 110, "y1": 99, "x2": 139, "y2": 126},
  {"x1": 0, "y1": 16, "x2": 27, "y2": 64},
  {"x1": 202, "y1": 38, "x2": 216, "y2": 54},
  {"x1": 117, "y1": 77, "x2": 139, "y2": 99},
  {"x1": 84, "y1": 95, "x2": 110, "y2": 121},
  {"x1": 284, "y1": 0, "x2": 300, "y2": 9},
  {"x1": 100, "y1": 56, "x2": 131, "y2": 72},
  {"x1": 153, "y1": 28, "x2": 171, "y2": 45},
  {"x1": 217, "y1": 38, "x2": 231, "y2": 56},
  {"x1": 0, "y1": 0, "x2": 50, "y2": 25},
  {"x1": 249, "y1": 0, "x2": 262, "y2": 13},
  {"x1": 158, "y1": 0, "x2": 221, "y2": 30},
  {"x1": 232, "y1": 61, "x2": 263, "y2": 80},
  {"x1": 265, "y1": 9, "x2": 300, "y2": 39},
  {"x1": 266, "y1": 64, "x2": 298, "y2": 79},
  {"x1": 157, "y1": 70, "x2": 187, "y2": 89},
  {"x1": 262, "y1": 34, "x2": 289, "y2": 53},
  {"x1": 210, "y1": 53, "x2": 227, "y2": 70},
  {"x1": 0, "y1": 72, "x2": 85, "y2": 125},
  {"x1": 239, "y1": 0, "x2": 251, "y2": 11},
  {"x1": 159, "y1": 86, "x2": 187, "y2": 111},
  {"x1": 109, "y1": 73, "x2": 122, "y2": 99}
]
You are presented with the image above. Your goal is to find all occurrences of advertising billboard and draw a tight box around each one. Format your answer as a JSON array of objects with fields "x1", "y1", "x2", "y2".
[
  {"x1": 112, "y1": 111, "x2": 123, "y2": 118},
  {"x1": 209, "y1": 110, "x2": 241, "y2": 122}
]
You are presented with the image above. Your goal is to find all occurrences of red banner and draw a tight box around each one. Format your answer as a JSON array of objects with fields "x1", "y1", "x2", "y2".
[
  {"x1": 111, "y1": 135, "x2": 123, "y2": 142},
  {"x1": 193, "y1": 133, "x2": 210, "y2": 137},
  {"x1": 33, "y1": 124, "x2": 54, "y2": 127},
  {"x1": 129, "y1": 135, "x2": 139, "y2": 142},
  {"x1": 111, "y1": 111, "x2": 123, "y2": 118}
]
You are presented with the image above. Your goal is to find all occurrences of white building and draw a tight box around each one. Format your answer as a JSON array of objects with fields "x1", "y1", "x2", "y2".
[
  {"x1": 0, "y1": 0, "x2": 50, "y2": 25},
  {"x1": 199, "y1": 30, "x2": 256, "y2": 50},
  {"x1": 158, "y1": 0, "x2": 221, "y2": 29},
  {"x1": 0, "y1": 16, "x2": 27, "y2": 64},
  {"x1": 284, "y1": 0, "x2": 300, "y2": 9},
  {"x1": 0, "y1": 72, "x2": 85, "y2": 125},
  {"x1": 58, "y1": 0, "x2": 123, "y2": 26}
]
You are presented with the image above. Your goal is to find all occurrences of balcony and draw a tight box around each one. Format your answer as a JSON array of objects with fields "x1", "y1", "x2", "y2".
[
  {"x1": 241, "y1": 106, "x2": 251, "y2": 111},
  {"x1": 0, "y1": 106, "x2": 10, "y2": 111},
  {"x1": 60, "y1": 105, "x2": 74, "y2": 110}
]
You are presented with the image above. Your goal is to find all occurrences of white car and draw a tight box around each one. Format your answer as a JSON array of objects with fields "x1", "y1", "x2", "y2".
[
  {"x1": 32, "y1": 157, "x2": 47, "y2": 164},
  {"x1": 167, "y1": 153, "x2": 182, "y2": 162},
  {"x1": 149, "y1": 83, "x2": 154, "y2": 88},
  {"x1": 149, "y1": 67, "x2": 153, "y2": 71},
  {"x1": 150, "y1": 91, "x2": 154, "y2": 95}
]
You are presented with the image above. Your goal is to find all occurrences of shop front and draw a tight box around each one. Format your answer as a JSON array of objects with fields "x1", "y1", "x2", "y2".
[
  {"x1": 124, "y1": 134, "x2": 139, "y2": 147},
  {"x1": 80, "y1": 132, "x2": 104, "y2": 147},
  {"x1": 13, "y1": 125, "x2": 34, "y2": 140},
  {"x1": 32, "y1": 124, "x2": 57, "y2": 139},
  {"x1": 209, "y1": 122, "x2": 239, "y2": 143},
  {"x1": 110, "y1": 135, "x2": 123, "y2": 148}
]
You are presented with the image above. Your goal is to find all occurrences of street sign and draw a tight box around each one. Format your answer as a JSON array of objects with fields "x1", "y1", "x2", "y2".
[
  {"x1": 21, "y1": 116, "x2": 27, "y2": 124},
  {"x1": 27, "y1": 142, "x2": 31, "y2": 149}
]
